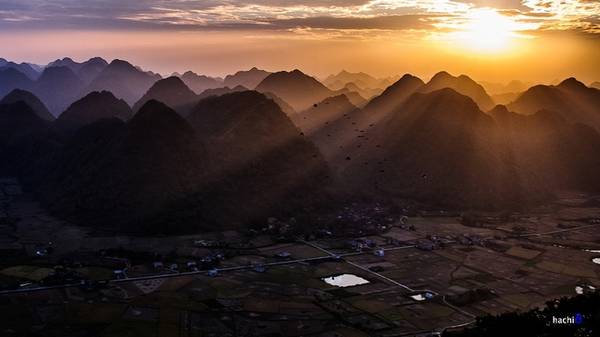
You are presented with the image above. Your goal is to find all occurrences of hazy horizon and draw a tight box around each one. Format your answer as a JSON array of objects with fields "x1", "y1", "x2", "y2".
[{"x1": 1, "y1": 0, "x2": 599, "y2": 83}]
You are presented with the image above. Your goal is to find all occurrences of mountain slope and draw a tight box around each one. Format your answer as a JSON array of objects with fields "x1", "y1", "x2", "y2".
[
  {"x1": 33, "y1": 66, "x2": 84, "y2": 116},
  {"x1": 364, "y1": 74, "x2": 425, "y2": 117},
  {"x1": 299, "y1": 74, "x2": 424, "y2": 165},
  {"x1": 0, "y1": 89, "x2": 54, "y2": 121},
  {"x1": 55, "y1": 91, "x2": 133, "y2": 132},
  {"x1": 491, "y1": 105, "x2": 600, "y2": 192},
  {"x1": 323, "y1": 71, "x2": 390, "y2": 94},
  {"x1": 40, "y1": 100, "x2": 207, "y2": 233},
  {"x1": 132, "y1": 76, "x2": 198, "y2": 116},
  {"x1": 197, "y1": 85, "x2": 247, "y2": 101},
  {"x1": 180, "y1": 71, "x2": 223, "y2": 94},
  {"x1": 0, "y1": 68, "x2": 34, "y2": 98},
  {"x1": 420, "y1": 71, "x2": 494, "y2": 110},
  {"x1": 77, "y1": 57, "x2": 109, "y2": 84},
  {"x1": 85, "y1": 59, "x2": 161, "y2": 105},
  {"x1": 292, "y1": 94, "x2": 358, "y2": 136},
  {"x1": 224, "y1": 67, "x2": 271, "y2": 89},
  {"x1": 341, "y1": 89, "x2": 543, "y2": 208},
  {"x1": 0, "y1": 61, "x2": 40, "y2": 80},
  {"x1": 0, "y1": 101, "x2": 56, "y2": 176},
  {"x1": 255, "y1": 70, "x2": 333, "y2": 111},
  {"x1": 507, "y1": 78, "x2": 600, "y2": 130},
  {"x1": 186, "y1": 91, "x2": 331, "y2": 227}
]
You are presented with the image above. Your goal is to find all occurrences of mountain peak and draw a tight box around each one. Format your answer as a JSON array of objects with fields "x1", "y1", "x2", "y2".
[
  {"x1": 151, "y1": 76, "x2": 189, "y2": 90},
  {"x1": 0, "y1": 89, "x2": 54, "y2": 121},
  {"x1": 431, "y1": 71, "x2": 453, "y2": 81},
  {"x1": 129, "y1": 100, "x2": 196, "y2": 147},
  {"x1": 558, "y1": 77, "x2": 586, "y2": 90},
  {"x1": 422, "y1": 70, "x2": 493, "y2": 110},
  {"x1": 56, "y1": 90, "x2": 132, "y2": 131},
  {"x1": 399, "y1": 73, "x2": 420, "y2": 81},
  {"x1": 131, "y1": 99, "x2": 192, "y2": 133},
  {"x1": 108, "y1": 59, "x2": 136, "y2": 70},
  {"x1": 39, "y1": 65, "x2": 78, "y2": 79},
  {"x1": 133, "y1": 76, "x2": 197, "y2": 115},
  {"x1": 363, "y1": 73, "x2": 424, "y2": 115},
  {"x1": 256, "y1": 70, "x2": 331, "y2": 111},
  {"x1": 489, "y1": 104, "x2": 510, "y2": 115},
  {"x1": 86, "y1": 57, "x2": 108, "y2": 65}
]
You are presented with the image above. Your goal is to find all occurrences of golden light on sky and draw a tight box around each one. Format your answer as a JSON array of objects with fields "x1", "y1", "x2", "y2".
[
  {"x1": 0, "y1": 0, "x2": 598, "y2": 83},
  {"x1": 450, "y1": 9, "x2": 535, "y2": 53}
]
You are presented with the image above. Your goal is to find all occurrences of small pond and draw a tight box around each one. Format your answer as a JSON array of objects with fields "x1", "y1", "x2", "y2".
[{"x1": 321, "y1": 274, "x2": 370, "y2": 288}]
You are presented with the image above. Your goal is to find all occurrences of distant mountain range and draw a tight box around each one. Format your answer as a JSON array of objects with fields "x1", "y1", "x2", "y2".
[
  {"x1": 323, "y1": 70, "x2": 394, "y2": 99},
  {"x1": 0, "y1": 58, "x2": 40, "y2": 80},
  {"x1": 179, "y1": 71, "x2": 223, "y2": 94},
  {"x1": 133, "y1": 77, "x2": 198, "y2": 116},
  {"x1": 84, "y1": 59, "x2": 162, "y2": 106},
  {"x1": 420, "y1": 71, "x2": 494, "y2": 111},
  {"x1": 1, "y1": 55, "x2": 600, "y2": 232},
  {"x1": 224, "y1": 67, "x2": 271, "y2": 89},
  {"x1": 508, "y1": 78, "x2": 600, "y2": 130},
  {"x1": 256, "y1": 70, "x2": 334, "y2": 111}
]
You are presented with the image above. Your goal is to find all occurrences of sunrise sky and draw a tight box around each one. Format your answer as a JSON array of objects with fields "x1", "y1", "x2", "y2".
[{"x1": 1, "y1": 0, "x2": 599, "y2": 83}]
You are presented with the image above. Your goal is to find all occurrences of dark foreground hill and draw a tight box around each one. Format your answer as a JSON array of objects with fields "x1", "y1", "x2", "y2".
[
  {"x1": 13, "y1": 92, "x2": 331, "y2": 233},
  {"x1": 39, "y1": 101, "x2": 208, "y2": 233},
  {"x1": 133, "y1": 76, "x2": 198, "y2": 116},
  {"x1": 1, "y1": 89, "x2": 54, "y2": 121},
  {"x1": 337, "y1": 88, "x2": 600, "y2": 209},
  {"x1": 0, "y1": 102, "x2": 57, "y2": 177},
  {"x1": 184, "y1": 91, "x2": 331, "y2": 228},
  {"x1": 508, "y1": 78, "x2": 600, "y2": 130},
  {"x1": 55, "y1": 91, "x2": 133, "y2": 132}
]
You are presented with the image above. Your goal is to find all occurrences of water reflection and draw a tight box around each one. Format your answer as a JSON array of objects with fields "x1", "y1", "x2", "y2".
[{"x1": 321, "y1": 274, "x2": 370, "y2": 288}]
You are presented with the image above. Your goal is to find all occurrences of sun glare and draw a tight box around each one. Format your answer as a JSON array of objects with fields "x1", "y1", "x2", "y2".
[{"x1": 457, "y1": 9, "x2": 522, "y2": 52}]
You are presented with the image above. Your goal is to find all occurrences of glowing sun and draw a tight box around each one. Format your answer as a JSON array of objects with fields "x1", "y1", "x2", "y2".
[{"x1": 457, "y1": 9, "x2": 522, "y2": 52}]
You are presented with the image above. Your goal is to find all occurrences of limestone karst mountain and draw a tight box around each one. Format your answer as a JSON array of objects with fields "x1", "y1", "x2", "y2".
[
  {"x1": 0, "y1": 89, "x2": 54, "y2": 121},
  {"x1": 55, "y1": 91, "x2": 132, "y2": 131},
  {"x1": 33, "y1": 66, "x2": 84, "y2": 116},
  {"x1": 180, "y1": 71, "x2": 223, "y2": 94},
  {"x1": 85, "y1": 59, "x2": 162, "y2": 105},
  {"x1": 255, "y1": 70, "x2": 333, "y2": 111},
  {"x1": 133, "y1": 76, "x2": 198, "y2": 116},
  {"x1": 224, "y1": 67, "x2": 271, "y2": 89},
  {"x1": 420, "y1": 71, "x2": 494, "y2": 110},
  {"x1": 508, "y1": 78, "x2": 600, "y2": 130}
]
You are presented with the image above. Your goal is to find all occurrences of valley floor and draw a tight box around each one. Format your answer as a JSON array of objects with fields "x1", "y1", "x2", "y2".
[{"x1": 1, "y1": 178, "x2": 600, "y2": 336}]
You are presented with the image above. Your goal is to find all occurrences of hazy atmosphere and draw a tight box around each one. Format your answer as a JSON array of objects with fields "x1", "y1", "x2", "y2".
[
  {"x1": 1, "y1": 0, "x2": 599, "y2": 82},
  {"x1": 1, "y1": 1, "x2": 600, "y2": 337}
]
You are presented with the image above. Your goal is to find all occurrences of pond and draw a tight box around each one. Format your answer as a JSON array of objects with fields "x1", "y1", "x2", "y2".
[{"x1": 321, "y1": 274, "x2": 370, "y2": 288}]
